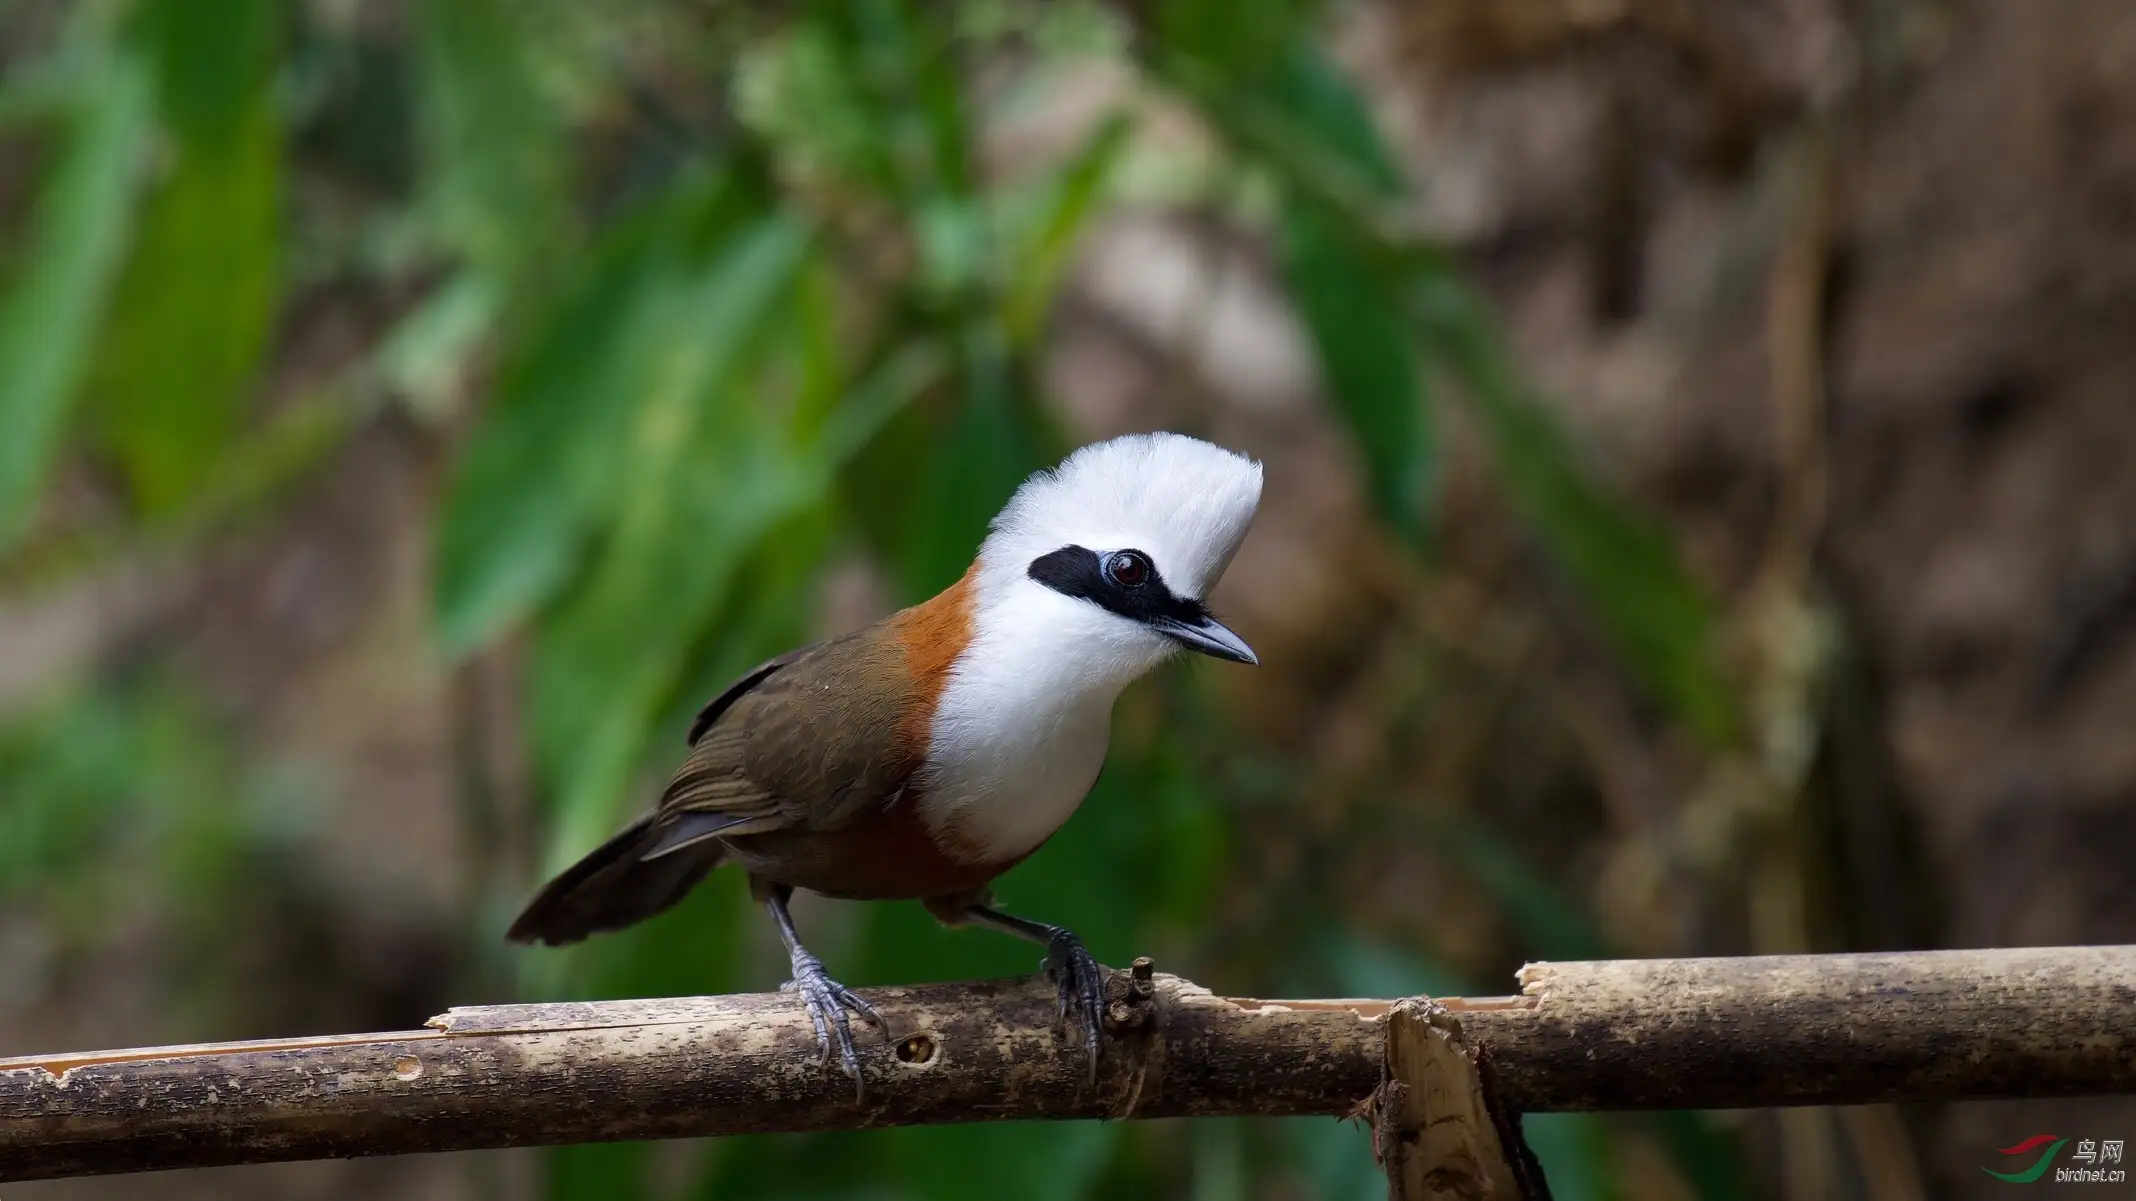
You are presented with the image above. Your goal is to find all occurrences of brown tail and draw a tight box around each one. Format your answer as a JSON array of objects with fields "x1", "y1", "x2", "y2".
[{"x1": 507, "y1": 812, "x2": 726, "y2": 946}]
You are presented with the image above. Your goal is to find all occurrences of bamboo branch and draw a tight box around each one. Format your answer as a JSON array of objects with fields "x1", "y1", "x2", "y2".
[
  {"x1": 3, "y1": 946, "x2": 2132, "y2": 1182},
  {"x1": 1377, "y1": 998, "x2": 1541, "y2": 1201}
]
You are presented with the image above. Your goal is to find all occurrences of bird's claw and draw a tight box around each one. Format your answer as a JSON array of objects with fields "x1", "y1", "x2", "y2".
[
  {"x1": 784, "y1": 949, "x2": 885, "y2": 1101},
  {"x1": 1040, "y1": 928, "x2": 1105, "y2": 1087}
]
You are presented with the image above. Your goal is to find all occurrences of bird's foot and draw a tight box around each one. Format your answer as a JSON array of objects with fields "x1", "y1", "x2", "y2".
[
  {"x1": 1040, "y1": 927, "x2": 1105, "y2": 1087},
  {"x1": 781, "y1": 949, "x2": 886, "y2": 1100}
]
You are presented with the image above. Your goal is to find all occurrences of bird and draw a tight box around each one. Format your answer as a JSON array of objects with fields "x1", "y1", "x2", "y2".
[{"x1": 507, "y1": 431, "x2": 1263, "y2": 1095}]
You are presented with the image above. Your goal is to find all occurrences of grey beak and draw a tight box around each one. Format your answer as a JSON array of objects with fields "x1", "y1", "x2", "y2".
[{"x1": 1153, "y1": 613, "x2": 1258, "y2": 665}]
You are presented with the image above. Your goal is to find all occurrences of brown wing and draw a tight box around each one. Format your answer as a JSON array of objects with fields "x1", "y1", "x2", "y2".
[
  {"x1": 657, "y1": 624, "x2": 918, "y2": 839},
  {"x1": 686, "y1": 646, "x2": 811, "y2": 746}
]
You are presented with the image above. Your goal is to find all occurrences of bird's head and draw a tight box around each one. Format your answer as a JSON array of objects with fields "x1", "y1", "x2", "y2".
[{"x1": 974, "y1": 432, "x2": 1263, "y2": 681}]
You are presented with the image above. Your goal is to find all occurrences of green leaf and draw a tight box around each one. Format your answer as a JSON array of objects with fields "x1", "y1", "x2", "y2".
[
  {"x1": 1521, "y1": 1114, "x2": 1616, "y2": 1201},
  {"x1": 1162, "y1": 42, "x2": 1433, "y2": 536},
  {"x1": 526, "y1": 215, "x2": 816, "y2": 850},
  {"x1": 524, "y1": 221, "x2": 940, "y2": 863},
  {"x1": 866, "y1": 0, "x2": 975, "y2": 201},
  {"x1": 412, "y1": 0, "x2": 573, "y2": 281},
  {"x1": 0, "y1": 679, "x2": 292, "y2": 955},
  {"x1": 432, "y1": 174, "x2": 751, "y2": 656},
  {"x1": 836, "y1": 338, "x2": 1052, "y2": 602},
  {"x1": 1152, "y1": 44, "x2": 1417, "y2": 250},
  {"x1": 0, "y1": 690, "x2": 144, "y2": 907},
  {"x1": 1257, "y1": 41, "x2": 1405, "y2": 196},
  {"x1": 1280, "y1": 205, "x2": 1432, "y2": 540},
  {"x1": 1320, "y1": 932, "x2": 1471, "y2": 1000},
  {"x1": 1648, "y1": 1110, "x2": 1752, "y2": 1201},
  {"x1": 815, "y1": 340, "x2": 953, "y2": 468},
  {"x1": 132, "y1": 0, "x2": 275, "y2": 147},
  {"x1": 544, "y1": 1141, "x2": 653, "y2": 1201},
  {"x1": 733, "y1": 24, "x2": 885, "y2": 197},
  {"x1": 892, "y1": 372, "x2": 1054, "y2": 598},
  {"x1": 1004, "y1": 110, "x2": 1131, "y2": 346},
  {"x1": 84, "y1": 0, "x2": 282, "y2": 513},
  {"x1": 1154, "y1": 0, "x2": 1318, "y2": 80},
  {"x1": 1447, "y1": 820, "x2": 1613, "y2": 962},
  {"x1": 1186, "y1": 1118, "x2": 1250, "y2": 1201},
  {"x1": 0, "y1": 39, "x2": 151, "y2": 548},
  {"x1": 1290, "y1": 1117, "x2": 1382, "y2": 1201},
  {"x1": 376, "y1": 270, "x2": 496, "y2": 419}
]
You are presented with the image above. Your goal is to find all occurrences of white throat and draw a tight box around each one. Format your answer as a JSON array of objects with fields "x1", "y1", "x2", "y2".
[
  {"x1": 915, "y1": 431, "x2": 1263, "y2": 866},
  {"x1": 917, "y1": 576, "x2": 1175, "y2": 862}
]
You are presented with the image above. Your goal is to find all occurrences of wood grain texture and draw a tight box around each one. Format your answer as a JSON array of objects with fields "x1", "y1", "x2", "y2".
[
  {"x1": 2, "y1": 946, "x2": 2131, "y2": 1182},
  {"x1": 1376, "y1": 999, "x2": 1535, "y2": 1201},
  {"x1": 1461, "y1": 945, "x2": 2136, "y2": 1110}
]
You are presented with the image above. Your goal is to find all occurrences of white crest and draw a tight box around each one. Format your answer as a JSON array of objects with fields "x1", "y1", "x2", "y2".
[
  {"x1": 977, "y1": 431, "x2": 1263, "y2": 601},
  {"x1": 923, "y1": 432, "x2": 1264, "y2": 861}
]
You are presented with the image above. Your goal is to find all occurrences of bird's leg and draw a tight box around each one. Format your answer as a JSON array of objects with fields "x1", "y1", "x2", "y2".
[
  {"x1": 958, "y1": 904, "x2": 1105, "y2": 1085},
  {"x1": 767, "y1": 885, "x2": 885, "y2": 1099}
]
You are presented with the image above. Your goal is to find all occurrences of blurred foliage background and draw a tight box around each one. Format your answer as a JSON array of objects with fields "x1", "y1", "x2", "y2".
[{"x1": 4, "y1": 1, "x2": 2135, "y2": 1198}]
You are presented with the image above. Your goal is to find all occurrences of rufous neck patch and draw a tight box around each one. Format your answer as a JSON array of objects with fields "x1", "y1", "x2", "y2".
[{"x1": 887, "y1": 564, "x2": 978, "y2": 749}]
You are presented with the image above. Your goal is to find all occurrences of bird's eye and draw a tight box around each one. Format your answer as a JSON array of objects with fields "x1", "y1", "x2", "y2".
[{"x1": 1106, "y1": 550, "x2": 1151, "y2": 588}]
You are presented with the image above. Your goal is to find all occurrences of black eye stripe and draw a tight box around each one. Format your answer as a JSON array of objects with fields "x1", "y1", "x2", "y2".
[{"x1": 1028, "y1": 545, "x2": 1208, "y2": 626}]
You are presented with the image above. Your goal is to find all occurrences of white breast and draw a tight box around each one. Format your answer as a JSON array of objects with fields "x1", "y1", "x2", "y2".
[{"x1": 917, "y1": 579, "x2": 1175, "y2": 861}]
